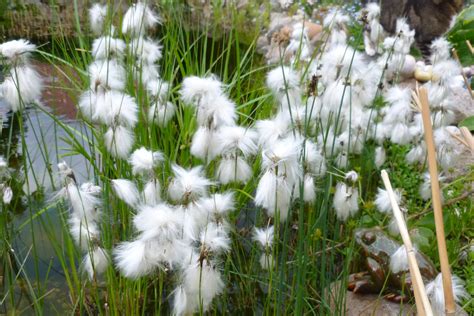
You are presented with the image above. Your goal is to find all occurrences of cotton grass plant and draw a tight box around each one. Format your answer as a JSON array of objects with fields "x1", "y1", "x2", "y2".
[{"x1": 1, "y1": 1, "x2": 472, "y2": 314}]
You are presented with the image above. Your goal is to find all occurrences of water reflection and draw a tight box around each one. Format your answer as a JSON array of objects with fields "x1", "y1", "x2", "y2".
[
  {"x1": 0, "y1": 102, "x2": 93, "y2": 194},
  {"x1": 0, "y1": 98, "x2": 94, "y2": 313}
]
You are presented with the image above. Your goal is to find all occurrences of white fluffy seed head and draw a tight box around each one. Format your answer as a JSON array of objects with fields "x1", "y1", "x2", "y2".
[
  {"x1": 432, "y1": 60, "x2": 462, "y2": 85},
  {"x1": 148, "y1": 101, "x2": 176, "y2": 126},
  {"x1": 130, "y1": 37, "x2": 162, "y2": 64},
  {"x1": 199, "y1": 222, "x2": 231, "y2": 254},
  {"x1": 406, "y1": 145, "x2": 425, "y2": 165},
  {"x1": 320, "y1": 45, "x2": 365, "y2": 85},
  {"x1": 394, "y1": 18, "x2": 415, "y2": 54},
  {"x1": 80, "y1": 182, "x2": 102, "y2": 195},
  {"x1": 389, "y1": 245, "x2": 410, "y2": 273},
  {"x1": 323, "y1": 11, "x2": 350, "y2": 30},
  {"x1": 375, "y1": 187, "x2": 402, "y2": 214},
  {"x1": 375, "y1": 146, "x2": 386, "y2": 168},
  {"x1": 0, "y1": 156, "x2": 7, "y2": 169},
  {"x1": 78, "y1": 91, "x2": 98, "y2": 121},
  {"x1": 111, "y1": 179, "x2": 140, "y2": 208},
  {"x1": 426, "y1": 273, "x2": 470, "y2": 316},
  {"x1": 2, "y1": 187, "x2": 13, "y2": 204},
  {"x1": 303, "y1": 140, "x2": 327, "y2": 178},
  {"x1": 255, "y1": 115, "x2": 290, "y2": 149},
  {"x1": 114, "y1": 239, "x2": 155, "y2": 279},
  {"x1": 197, "y1": 192, "x2": 234, "y2": 217},
  {"x1": 420, "y1": 172, "x2": 446, "y2": 201},
  {"x1": 133, "y1": 204, "x2": 182, "y2": 241},
  {"x1": 344, "y1": 170, "x2": 358, "y2": 183},
  {"x1": 57, "y1": 161, "x2": 74, "y2": 179},
  {"x1": 180, "y1": 76, "x2": 223, "y2": 106},
  {"x1": 253, "y1": 225, "x2": 275, "y2": 249},
  {"x1": 215, "y1": 126, "x2": 258, "y2": 157},
  {"x1": 384, "y1": 86, "x2": 412, "y2": 111},
  {"x1": 333, "y1": 182, "x2": 359, "y2": 222},
  {"x1": 92, "y1": 36, "x2": 126, "y2": 60},
  {"x1": 302, "y1": 175, "x2": 316, "y2": 203},
  {"x1": 129, "y1": 147, "x2": 163, "y2": 175},
  {"x1": 104, "y1": 125, "x2": 134, "y2": 159},
  {"x1": 0, "y1": 39, "x2": 36, "y2": 64},
  {"x1": 132, "y1": 63, "x2": 160, "y2": 84},
  {"x1": 261, "y1": 137, "x2": 302, "y2": 185},
  {"x1": 146, "y1": 79, "x2": 170, "y2": 100},
  {"x1": 68, "y1": 216, "x2": 100, "y2": 251},
  {"x1": 196, "y1": 93, "x2": 237, "y2": 129},
  {"x1": 172, "y1": 285, "x2": 188, "y2": 316},
  {"x1": 0, "y1": 66, "x2": 43, "y2": 112},
  {"x1": 122, "y1": 2, "x2": 160, "y2": 36},
  {"x1": 190, "y1": 127, "x2": 211, "y2": 161},
  {"x1": 143, "y1": 180, "x2": 161, "y2": 206},
  {"x1": 168, "y1": 165, "x2": 212, "y2": 203},
  {"x1": 89, "y1": 3, "x2": 108, "y2": 35},
  {"x1": 255, "y1": 170, "x2": 292, "y2": 222},
  {"x1": 65, "y1": 181, "x2": 102, "y2": 223},
  {"x1": 81, "y1": 247, "x2": 110, "y2": 280},
  {"x1": 390, "y1": 122, "x2": 412, "y2": 145},
  {"x1": 88, "y1": 59, "x2": 126, "y2": 93},
  {"x1": 216, "y1": 156, "x2": 253, "y2": 185},
  {"x1": 181, "y1": 260, "x2": 224, "y2": 313},
  {"x1": 95, "y1": 90, "x2": 138, "y2": 128},
  {"x1": 365, "y1": 3, "x2": 380, "y2": 20},
  {"x1": 387, "y1": 216, "x2": 400, "y2": 236},
  {"x1": 430, "y1": 37, "x2": 451, "y2": 65},
  {"x1": 266, "y1": 66, "x2": 300, "y2": 96}
]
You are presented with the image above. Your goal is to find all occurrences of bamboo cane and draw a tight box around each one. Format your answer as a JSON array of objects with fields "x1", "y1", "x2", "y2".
[
  {"x1": 466, "y1": 40, "x2": 474, "y2": 55},
  {"x1": 381, "y1": 170, "x2": 433, "y2": 316},
  {"x1": 418, "y1": 87, "x2": 456, "y2": 315},
  {"x1": 452, "y1": 48, "x2": 473, "y2": 100}
]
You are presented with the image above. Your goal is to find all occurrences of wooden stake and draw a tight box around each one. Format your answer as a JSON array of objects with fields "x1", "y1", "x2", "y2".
[
  {"x1": 452, "y1": 48, "x2": 473, "y2": 100},
  {"x1": 448, "y1": 126, "x2": 474, "y2": 154},
  {"x1": 418, "y1": 87, "x2": 456, "y2": 315},
  {"x1": 467, "y1": 40, "x2": 474, "y2": 55},
  {"x1": 381, "y1": 170, "x2": 433, "y2": 316}
]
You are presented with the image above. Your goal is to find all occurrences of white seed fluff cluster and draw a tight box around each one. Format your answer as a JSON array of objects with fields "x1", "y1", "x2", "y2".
[
  {"x1": 180, "y1": 75, "x2": 258, "y2": 184},
  {"x1": 112, "y1": 149, "x2": 232, "y2": 314},
  {"x1": 0, "y1": 156, "x2": 13, "y2": 204},
  {"x1": 80, "y1": 2, "x2": 174, "y2": 159},
  {"x1": 252, "y1": 225, "x2": 275, "y2": 270},
  {"x1": 426, "y1": 273, "x2": 470, "y2": 316},
  {"x1": 57, "y1": 162, "x2": 109, "y2": 280},
  {"x1": 0, "y1": 39, "x2": 43, "y2": 112}
]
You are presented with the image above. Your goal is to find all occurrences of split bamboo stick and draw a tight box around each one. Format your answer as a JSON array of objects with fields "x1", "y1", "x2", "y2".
[
  {"x1": 452, "y1": 48, "x2": 473, "y2": 100},
  {"x1": 467, "y1": 40, "x2": 474, "y2": 55},
  {"x1": 418, "y1": 87, "x2": 456, "y2": 315},
  {"x1": 381, "y1": 170, "x2": 433, "y2": 316}
]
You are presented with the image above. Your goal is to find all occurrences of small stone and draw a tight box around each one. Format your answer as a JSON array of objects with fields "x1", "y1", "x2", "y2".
[
  {"x1": 303, "y1": 21, "x2": 323, "y2": 42},
  {"x1": 414, "y1": 68, "x2": 432, "y2": 82}
]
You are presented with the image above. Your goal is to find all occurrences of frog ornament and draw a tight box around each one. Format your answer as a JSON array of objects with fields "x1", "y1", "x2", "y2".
[{"x1": 348, "y1": 228, "x2": 437, "y2": 303}]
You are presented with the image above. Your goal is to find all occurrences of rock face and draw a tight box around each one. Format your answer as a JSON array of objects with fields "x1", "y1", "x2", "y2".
[
  {"x1": 329, "y1": 281, "x2": 416, "y2": 316},
  {"x1": 342, "y1": 290, "x2": 417, "y2": 316},
  {"x1": 362, "y1": 0, "x2": 464, "y2": 57},
  {"x1": 330, "y1": 279, "x2": 469, "y2": 316}
]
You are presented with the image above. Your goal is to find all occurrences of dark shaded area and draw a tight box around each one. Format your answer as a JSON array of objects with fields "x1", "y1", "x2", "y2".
[{"x1": 362, "y1": 0, "x2": 465, "y2": 57}]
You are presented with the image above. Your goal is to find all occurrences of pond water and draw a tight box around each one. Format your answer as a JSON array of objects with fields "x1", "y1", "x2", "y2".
[{"x1": 1, "y1": 98, "x2": 93, "y2": 313}]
